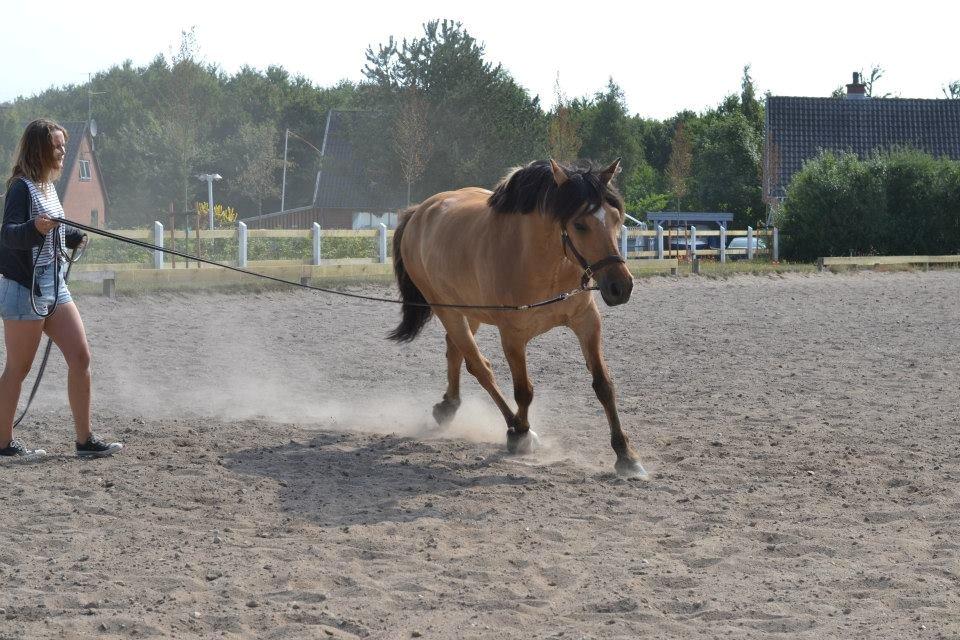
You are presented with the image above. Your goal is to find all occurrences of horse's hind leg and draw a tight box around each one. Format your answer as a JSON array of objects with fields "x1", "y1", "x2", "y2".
[
  {"x1": 432, "y1": 320, "x2": 478, "y2": 425},
  {"x1": 433, "y1": 310, "x2": 515, "y2": 429}
]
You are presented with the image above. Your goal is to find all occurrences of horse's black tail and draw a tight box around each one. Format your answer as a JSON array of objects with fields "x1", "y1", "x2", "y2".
[{"x1": 388, "y1": 207, "x2": 433, "y2": 343}]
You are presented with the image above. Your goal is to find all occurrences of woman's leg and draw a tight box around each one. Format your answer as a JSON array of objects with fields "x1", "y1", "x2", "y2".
[
  {"x1": 42, "y1": 302, "x2": 92, "y2": 443},
  {"x1": 0, "y1": 319, "x2": 46, "y2": 447}
]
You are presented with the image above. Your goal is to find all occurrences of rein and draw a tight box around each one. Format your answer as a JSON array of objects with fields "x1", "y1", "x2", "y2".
[{"x1": 56, "y1": 218, "x2": 608, "y2": 311}]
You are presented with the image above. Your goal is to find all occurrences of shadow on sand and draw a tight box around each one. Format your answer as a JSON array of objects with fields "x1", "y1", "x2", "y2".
[{"x1": 224, "y1": 430, "x2": 532, "y2": 527}]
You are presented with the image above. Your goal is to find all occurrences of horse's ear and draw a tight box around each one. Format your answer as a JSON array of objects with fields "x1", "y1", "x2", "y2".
[
  {"x1": 550, "y1": 159, "x2": 569, "y2": 187},
  {"x1": 600, "y1": 158, "x2": 622, "y2": 185}
]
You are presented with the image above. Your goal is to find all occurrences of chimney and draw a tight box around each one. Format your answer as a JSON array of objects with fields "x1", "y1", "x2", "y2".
[{"x1": 846, "y1": 72, "x2": 867, "y2": 99}]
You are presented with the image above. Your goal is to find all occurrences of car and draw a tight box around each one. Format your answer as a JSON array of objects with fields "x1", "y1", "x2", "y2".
[
  {"x1": 668, "y1": 237, "x2": 709, "y2": 253},
  {"x1": 726, "y1": 236, "x2": 767, "y2": 258}
]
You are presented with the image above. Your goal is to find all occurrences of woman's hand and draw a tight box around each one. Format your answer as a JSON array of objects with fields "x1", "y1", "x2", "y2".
[{"x1": 34, "y1": 215, "x2": 60, "y2": 235}]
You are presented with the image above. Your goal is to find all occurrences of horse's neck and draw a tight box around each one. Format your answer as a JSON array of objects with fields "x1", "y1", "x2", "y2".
[{"x1": 512, "y1": 213, "x2": 581, "y2": 286}]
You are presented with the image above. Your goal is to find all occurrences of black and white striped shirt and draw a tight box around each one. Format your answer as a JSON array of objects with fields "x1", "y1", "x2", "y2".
[{"x1": 20, "y1": 177, "x2": 66, "y2": 266}]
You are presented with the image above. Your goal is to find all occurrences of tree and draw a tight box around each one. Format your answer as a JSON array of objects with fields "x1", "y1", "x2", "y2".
[
  {"x1": 665, "y1": 123, "x2": 692, "y2": 211},
  {"x1": 392, "y1": 89, "x2": 432, "y2": 205},
  {"x1": 861, "y1": 65, "x2": 893, "y2": 98},
  {"x1": 359, "y1": 20, "x2": 545, "y2": 196},
  {"x1": 228, "y1": 121, "x2": 286, "y2": 215},
  {"x1": 149, "y1": 29, "x2": 221, "y2": 214},
  {"x1": 943, "y1": 80, "x2": 960, "y2": 99},
  {"x1": 693, "y1": 111, "x2": 764, "y2": 225},
  {"x1": 546, "y1": 75, "x2": 582, "y2": 163},
  {"x1": 739, "y1": 65, "x2": 764, "y2": 132},
  {"x1": 576, "y1": 79, "x2": 643, "y2": 179}
]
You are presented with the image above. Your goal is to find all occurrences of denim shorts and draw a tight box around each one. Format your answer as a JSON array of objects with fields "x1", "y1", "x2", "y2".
[{"x1": 0, "y1": 263, "x2": 72, "y2": 321}]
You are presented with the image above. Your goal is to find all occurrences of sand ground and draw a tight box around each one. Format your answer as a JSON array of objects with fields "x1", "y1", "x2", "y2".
[{"x1": 1, "y1": 270, "x2": 959, "y2": 639}]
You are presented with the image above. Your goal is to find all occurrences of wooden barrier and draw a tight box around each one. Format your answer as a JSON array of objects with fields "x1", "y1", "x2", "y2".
[{"x1": 817, "y1": 255, "x2": 960, "y2": 271}]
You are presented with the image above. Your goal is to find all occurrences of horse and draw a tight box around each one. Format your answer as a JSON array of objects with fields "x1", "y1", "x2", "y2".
[{"x1": 388, "y1": 158, "x2": 646, "y2": 478}]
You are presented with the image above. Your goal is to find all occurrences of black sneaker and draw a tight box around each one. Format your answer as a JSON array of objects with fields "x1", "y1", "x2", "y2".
[
  {"x1": 76, "y1": 434, "x2": 123, "y2": 458},
  {"x1": 0, "y1": 439, "x2": 47, "y2": 460}
]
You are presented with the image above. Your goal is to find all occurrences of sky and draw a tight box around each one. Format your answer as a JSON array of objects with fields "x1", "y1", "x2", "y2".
[{"x1": 4, "y1": 0, "x2": 958, "y2": 120}]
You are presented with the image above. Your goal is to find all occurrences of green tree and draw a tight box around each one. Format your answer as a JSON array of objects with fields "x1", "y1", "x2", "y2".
[
  {"x1": 575, "y1": 79, "x2": 643, "y2": 181},
  {"x1": 692, "y1": 110, "x2": 764, "y2": 225},
  {"x1": 358, "y1": 20, "x2": 546, "y2": 197},
  {"x1": 546, "y1": 75, "x2": 582, "y2": 164},
  {"x1": 227, "y1": 121, "x2": 286, "y2": 216},
  {"x1": 665, "y1": 122, "x2": 692, "y2": 211}
]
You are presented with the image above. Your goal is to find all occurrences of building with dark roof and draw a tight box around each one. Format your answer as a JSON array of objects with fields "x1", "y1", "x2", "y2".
[
  {"x1": 242, "y1": 110, "x2": 406, "y2": 229},
  {"x1": 764, "y1": 73, "x2": 960, "y2": 211},
  {"x1": 57, "y1": 121, "x2": 109, "y2": 227}
]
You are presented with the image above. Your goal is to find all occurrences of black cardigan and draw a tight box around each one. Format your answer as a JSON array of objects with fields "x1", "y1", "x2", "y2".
[{"x1": 1, "y1": 179, "x2": 85, "y2": 293}]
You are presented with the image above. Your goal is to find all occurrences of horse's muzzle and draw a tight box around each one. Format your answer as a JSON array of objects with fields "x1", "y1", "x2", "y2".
[{"x1": 599, "y1": 275, "x2": 633, "y2": 306}]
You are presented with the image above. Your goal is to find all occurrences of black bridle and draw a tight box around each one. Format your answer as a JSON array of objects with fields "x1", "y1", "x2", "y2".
[{"x1": 561, "y1": 229, "x2": 626, "y2": 288}]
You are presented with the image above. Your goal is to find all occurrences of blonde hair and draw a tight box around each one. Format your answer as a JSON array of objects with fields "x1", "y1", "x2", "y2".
[{"x1": 6, "y1": 118, "x2": 68, "y2": 190}]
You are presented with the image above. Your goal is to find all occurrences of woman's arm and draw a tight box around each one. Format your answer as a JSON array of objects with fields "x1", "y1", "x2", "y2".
[{"x1": 1, "y1": 181, "x2": 45, "y2": 249}]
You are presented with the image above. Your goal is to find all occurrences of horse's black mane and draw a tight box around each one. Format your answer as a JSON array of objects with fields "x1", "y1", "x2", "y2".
[{"x1": 487, "y1": 160, "x2": 623, "y2": 224}]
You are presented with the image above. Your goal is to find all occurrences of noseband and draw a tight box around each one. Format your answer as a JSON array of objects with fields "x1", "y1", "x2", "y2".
[{"x1": 561, "y1": 229, "x2": 626, "y2": 289}]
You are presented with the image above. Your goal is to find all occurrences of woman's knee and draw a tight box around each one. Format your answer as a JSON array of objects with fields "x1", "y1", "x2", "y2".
[
  {"x1": 65, "y1": 347, "x2": 91, "y2": 372},
  {"x1": 1, "y1": 360, "x2": 34, "y2": 382}
]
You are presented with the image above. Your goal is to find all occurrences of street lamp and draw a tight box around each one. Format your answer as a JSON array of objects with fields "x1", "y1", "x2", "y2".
[{"x1": 195, "y1": 173, "x2": 222, "y2": 229}]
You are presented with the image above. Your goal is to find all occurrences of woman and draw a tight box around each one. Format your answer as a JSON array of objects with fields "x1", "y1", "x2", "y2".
[{"x1": 0, "y1": 119, "x2": 122, "y2": 459}]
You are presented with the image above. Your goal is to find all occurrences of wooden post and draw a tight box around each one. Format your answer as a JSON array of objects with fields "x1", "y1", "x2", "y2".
[
  {"x1": 720, "y1": 224, "x2": 727, "y2": 263},
  {"x1": 772, "y1": 227, "x2": 780, "y2": 263},
  {"x1": 747, "y1": 226, "x2": 755, "y2": 260},
  {"x1": 102, "y1": 277, "x2": 115, "y2": 298},
  {"x1": 312, "y1": 222, "x2": 322, "y2": 265},
  {"x1": 196, "y1": 219, "x2": 202, "y2": 268},
  {"x1": 690, "y1": 225, "x2": 697, "y2": 261},
  {"x1": 379, "y1": 223, "x2": 388, "y2": 264},
  {"x1": 656, "y1": 225, "x2": 664, "y2": 259},
  {"x1": 620, "y1": 225, "x2": 628, "y2": 258},
  {"x1": 238, "y1": 222, "x2": 248, "y2": 268},
  {"x1": 153, "y1": 221, "x2": 164, "y2": 269},
  {"x1": 169, "y1": 203, "x2": 177, "y2": 269},
  {"x1": 692, "y1": 258, "x2": 700, "y2": 274},
  {"x1": 817, "y1": 257, "x2": 824, "y2": 272}
]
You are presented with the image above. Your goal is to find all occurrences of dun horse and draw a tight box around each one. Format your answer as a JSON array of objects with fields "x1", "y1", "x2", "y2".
[{"x1": 389, "y1": 159, "x2": 646, "y2": 477}]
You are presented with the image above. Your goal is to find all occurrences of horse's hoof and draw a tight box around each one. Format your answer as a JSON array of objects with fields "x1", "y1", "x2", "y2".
[
  {"x1": 506, "y1": 430, "x2": 539, "y2": 455},
  {"x1": 432, "y1": 399, "x2": 460, "y2": 426},
  {"x1": 615, "y1": 458, "x2": 648, "y2": 480}
]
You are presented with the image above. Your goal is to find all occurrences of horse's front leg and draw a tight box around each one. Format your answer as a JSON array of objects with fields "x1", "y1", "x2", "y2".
[
  {"x1": 568, "y1": 306, "x2": 647, "y2": 478},
  {"x1": 499, "y1": 330, "x2": 539, "y2": 455}
]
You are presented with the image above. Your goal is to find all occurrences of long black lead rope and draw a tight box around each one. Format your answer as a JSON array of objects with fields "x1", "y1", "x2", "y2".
[{"x1": 56, "y1": 218, "x2": 601, "y2": 311}]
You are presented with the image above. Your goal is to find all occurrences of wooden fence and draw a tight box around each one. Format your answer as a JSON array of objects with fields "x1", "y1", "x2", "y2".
[
  {"x1": 69, "y1": 222, "x2": 778, "y2": 295},
  {"x1": 817, "y1": 255, "x2": 960, "y2": 271},
  {"x1": 83, "y1": 222, "x2": 778, "y2": 267}
]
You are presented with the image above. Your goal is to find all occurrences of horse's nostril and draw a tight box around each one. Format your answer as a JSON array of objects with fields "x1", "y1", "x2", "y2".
[{"x1": 609, "y1": 282, "x2": 622, "y2": 298}]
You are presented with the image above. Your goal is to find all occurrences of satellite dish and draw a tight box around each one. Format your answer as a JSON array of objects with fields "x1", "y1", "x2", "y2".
[{"x1": 89, "y1": 119, "x2": 98, "y2": 137}]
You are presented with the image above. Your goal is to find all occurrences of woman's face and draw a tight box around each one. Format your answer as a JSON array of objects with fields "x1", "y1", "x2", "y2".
[{"x1": 50, "y1": 129, "x2": 66, "y2": 172}]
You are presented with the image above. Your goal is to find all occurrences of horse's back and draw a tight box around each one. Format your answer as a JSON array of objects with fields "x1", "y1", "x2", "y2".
[{"x1": 399, "y1": 187, "x2": 514, "y2": 309}]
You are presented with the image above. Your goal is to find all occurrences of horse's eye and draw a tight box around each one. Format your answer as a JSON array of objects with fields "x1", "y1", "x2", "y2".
[{"x1": 573, "y1": 222, "x2": 588, "y2": 232}]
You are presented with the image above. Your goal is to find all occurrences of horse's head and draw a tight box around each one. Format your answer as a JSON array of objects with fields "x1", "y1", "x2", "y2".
[{"x1": 551, "y1": 158, "x2": 634, "y2": 306}]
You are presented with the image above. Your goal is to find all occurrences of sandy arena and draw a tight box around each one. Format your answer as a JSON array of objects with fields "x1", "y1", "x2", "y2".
[{"x1": 1, "y1": 270, "x2": 958, "y2": 639}]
